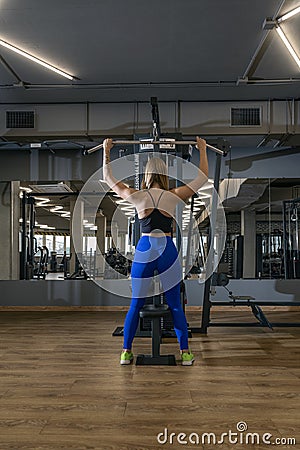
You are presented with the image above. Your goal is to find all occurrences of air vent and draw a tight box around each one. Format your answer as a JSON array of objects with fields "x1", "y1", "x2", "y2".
[
  {"x1": 6, "y1": 111, "x2": 35, "y2": 128},
  {"x1": 231, "y1": 107, "x2": 261, "y2": 126},
  {"x1": 29, "y1": 183, "x2": 73, "y2": 193}
]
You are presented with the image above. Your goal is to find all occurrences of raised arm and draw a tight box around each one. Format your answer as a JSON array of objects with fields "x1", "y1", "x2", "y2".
[
  {"x1": 170, "y1": 137, "x2": 208, "y2": 201},
  {"x1": 102, "y1": 138, "x2": 137, "y2": 200}
]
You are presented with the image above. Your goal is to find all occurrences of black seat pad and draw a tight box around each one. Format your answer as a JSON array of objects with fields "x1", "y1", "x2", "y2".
[{"x1": 139, "y1": 304, "x2": 170, "y2": 318}]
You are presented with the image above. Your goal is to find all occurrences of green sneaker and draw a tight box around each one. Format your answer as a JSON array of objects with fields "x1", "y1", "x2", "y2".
[
  {"x1": 120, "y1": 351, "x2": 134, "y2": 365},
  {"x1": 181, "y1": 351, "x2": 195, "y2": 366}
]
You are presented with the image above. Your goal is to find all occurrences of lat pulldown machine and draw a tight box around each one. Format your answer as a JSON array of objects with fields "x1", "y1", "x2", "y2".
[{"x1": 93, "y1": 98, "x2": 229, "y2": 359}]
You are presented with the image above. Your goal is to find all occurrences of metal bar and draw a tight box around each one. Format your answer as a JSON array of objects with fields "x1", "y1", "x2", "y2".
[
  {"x1": 283, "y1": 200, "x2": 290, "y2": 278},
  {"x1": 242, "y1": 32, "x2": 274, "y2": 79},
  {"x1": 29, "y1": 198, "x2": 35, "y2": 267},
  {"x1": 241, "y1": 0, "x2": 286, "y2": 79},
  {"x1": 175, "y1": 143, "x2": 183, "y2": 258},
  {"x1": 28, "y1": 192, "x2": 78, "y2": 197},
  {"x1": 211, "y1": 301, "x2": 300, "y2": 306},
  {"x1": 20, "y1": 192, "x2": 27, "y2": 280},
  {"x1": 0, "y1": 54, "x2": 23, "y2": 83},
  {"x1": 198, "y1": 228, "x2": 206, "y2": 268},
  {"x1": 195, "y1": 152, "x2": 222, "y2": 334},
  {"x1": 152, "y1": 318, "x2": 160, "y2": 358},
  {"x1": 151, "y1": 97, "x2": 161, "y2": 142},
  {"x1": 185, "y1": 194, "x2": 195, "y2": 276},
  {"x1": 85, "y1": 140, "x2": 226, "y2": 156},
  {"x1": 203, "y1": 322, "x2": 300, "y2": 328}
]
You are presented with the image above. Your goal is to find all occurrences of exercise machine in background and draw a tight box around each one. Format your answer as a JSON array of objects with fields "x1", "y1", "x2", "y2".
[
  {"x1": 200, "y1": 271, "x2": 300, "y2": 330},
  {"x1": 20, "y1": 193, "x2": 48, "y2": 280},
  {"x1": 283, "y1": 198, "x2": 300, "y2": 279},
  {"x1": 109, "y1": 97, "x2": 229, "y2": 345},
  {"x1": 34, "y1": 246, "x2": 49, "y2": 280}
]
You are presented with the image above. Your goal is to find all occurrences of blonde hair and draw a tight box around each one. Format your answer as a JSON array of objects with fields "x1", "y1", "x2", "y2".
[{"x1": 141, "y1": 157, "x2": 169, "y2": 190}]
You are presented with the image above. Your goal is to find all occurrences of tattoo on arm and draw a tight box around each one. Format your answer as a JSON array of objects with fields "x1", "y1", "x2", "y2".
[{"x1": 105, "y1": 151, "x2": 110, "y2": 165}]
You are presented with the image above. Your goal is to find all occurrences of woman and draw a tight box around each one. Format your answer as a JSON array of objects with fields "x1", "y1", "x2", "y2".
[{"x1": 103, "y1": 137, "x2": 208, "y2": 365}]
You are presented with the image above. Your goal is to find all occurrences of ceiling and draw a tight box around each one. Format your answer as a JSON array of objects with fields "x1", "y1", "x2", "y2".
[
  {"x1": 5, "y1": 1, "x2": 299, "y2": 236},
  {"x1": 0, "y1": 0, "x2": 300, "y2": 103}
]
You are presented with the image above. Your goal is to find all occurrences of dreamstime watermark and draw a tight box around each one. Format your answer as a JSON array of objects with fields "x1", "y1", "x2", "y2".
[{"x1": 157, "y1": 422, "x2": 296, "y2": 446}]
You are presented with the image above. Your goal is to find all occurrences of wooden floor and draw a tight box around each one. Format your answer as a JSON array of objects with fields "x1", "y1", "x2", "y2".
[{"x1": 0, "y1": 310, "x2": 299, "y2": 450}]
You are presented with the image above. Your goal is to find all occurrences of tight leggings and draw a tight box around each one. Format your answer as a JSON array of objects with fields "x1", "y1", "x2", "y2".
[{"x1": 123, "y1": 235, "x2": 189, "y2": 350}]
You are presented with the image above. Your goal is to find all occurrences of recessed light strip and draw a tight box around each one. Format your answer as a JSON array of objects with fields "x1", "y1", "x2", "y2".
[
  {"x1": 276, "y1": 26, "x2": 300, "y2": 69},
  {"x1": 277, "y1": 6, "x2": 300, "y2": 23},
  {"x1": 0, "y1": 39, "x2": 74, "y2": 80}
]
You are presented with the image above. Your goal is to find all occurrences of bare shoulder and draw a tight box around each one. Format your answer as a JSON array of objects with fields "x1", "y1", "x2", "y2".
[
  {"x1": 169, "y1": 185, "x2": 196, "y2": 201},
  {"x1": 163, "y1": 188, "x2": 184, "y2": 206},
  {"x1": 124, "y1": 188, "x2": 149, "y2": 205}
]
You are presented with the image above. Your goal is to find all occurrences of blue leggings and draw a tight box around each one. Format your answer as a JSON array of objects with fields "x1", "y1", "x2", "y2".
[{"x1": 123, "y1": 236, "x2": 189, "y2": 350}]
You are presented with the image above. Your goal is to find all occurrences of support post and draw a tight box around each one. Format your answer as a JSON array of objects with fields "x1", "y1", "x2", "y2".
[
  {"x1": 70, "y1": 197, "x2": 84, "y2": 274},
  {"x1": 185, "y1": 194, "x2": 195, "y2": 276},
  {"x1": 0, "y1": 181, "x2": 20, "y2": 280},
  {"x1": 152, "y1": 318, "x2": 160, "y2": 358},
  {"x1": 175, "y1": 152, "x2": 183, "y2": 254},
  {"x1": 241, "y1": 210, "x2": 256, "y2": 278},
  {"x1": 20, "y1": 191, "x2": 27, "y2": 279},
  {"x1": 191, "y1": 152, "x2": 222, "y2": 334},
  {"x1": 96, "y1": 214, "x2": 106, "y2": 276},
  {"x1": 283, "y1": 200, "x2": 289, "y2": 279}
]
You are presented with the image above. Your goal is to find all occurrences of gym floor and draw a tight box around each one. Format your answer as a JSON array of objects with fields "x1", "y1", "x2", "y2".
[{"x1": 0, "y1": 309, "x2": 299, "y2": 449}]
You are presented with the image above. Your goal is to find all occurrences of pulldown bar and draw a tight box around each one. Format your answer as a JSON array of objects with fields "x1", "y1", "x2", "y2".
[{"x1": 85, "y1": 140, "x2": 227, "y2": 156}]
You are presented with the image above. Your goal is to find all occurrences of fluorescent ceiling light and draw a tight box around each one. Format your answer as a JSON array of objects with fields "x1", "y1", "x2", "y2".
[
  {"x1": 196, "y1": 193, "x2": 211, "y2": 199},
  {"x1": 0, "y1": 39, "x2": 74, "y2": 80},
  {"x1": 50, "y1": 206, "x2": 63, "y2": 213},
  {"x1": 60, "y1": 212, "x2": 71, "y2": 218},
  {"x1": 38, "y1": 224, "x2": 55, "y2": 229},
  {"x1": 278, "y1": 6, "x2": 300, "y2": 23},
  {"x1": 34, "y1": 197, "x2": 51, "y2": 207},
  {"x1": 19, "y1": 186, "x2": 32, "y2": 198},
  {"x1": 49, "y1": 205, "x2": 70, "y2": 219},
  {"x1": 121, "y1": 206, "x2": 135, "y2": 211},
  {"x1": 116, "y1": 199, "x2": 132, "y2": 205},
  {"x1": 276, "y1": 26, "x2": 300, "y2": 69},
  {"x1": 19, "y1": 186, "x2": 32, "y2": 193}
]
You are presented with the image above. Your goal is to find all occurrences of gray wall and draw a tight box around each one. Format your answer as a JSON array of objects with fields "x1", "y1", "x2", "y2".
[
  {"x1": 1, "y1": 101, "x2": 299, "y2": 138},
  {"x1": 221, "y1": 147, "x2": 300, "y2": 179},
  {"x1": 1, "y1": 115, "x2": 300, "y2": 306},
  {"x1": 1, "y1": 279, "x2": 299, "y2": 307},
  {"x1": 0, "y1": 146, "x2": 300, "y2": 182}
]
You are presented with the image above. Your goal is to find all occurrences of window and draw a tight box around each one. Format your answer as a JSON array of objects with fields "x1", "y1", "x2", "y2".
[
  {"x1": 65, "y1": 236, "x2": 70, "y2": 254},
  {"x1": 35, "y1": 235, "x2": 44, "y2": 249},
  {"x1": 55, "y1": 236, "x2": 65, "y2": 254},
  {"x1": 45, "y1": 235, "x2": 54, "y2": 252}
]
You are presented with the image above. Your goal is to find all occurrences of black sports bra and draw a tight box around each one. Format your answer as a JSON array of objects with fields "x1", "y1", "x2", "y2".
[{"x1": 138, "y1": 190, "x2": 173, "y2": 233}]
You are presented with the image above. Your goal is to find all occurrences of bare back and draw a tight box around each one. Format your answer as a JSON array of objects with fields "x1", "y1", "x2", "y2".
[{"x1": 126, "y1": 188, "x2": 182, "y2": 219}]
